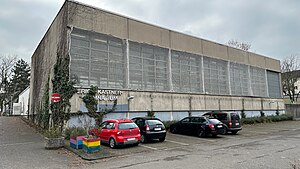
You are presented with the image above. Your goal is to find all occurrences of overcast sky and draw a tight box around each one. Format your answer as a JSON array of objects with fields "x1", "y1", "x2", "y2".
[{"x1": 1, "y1": 0, "x2": 299, "y2": 63}]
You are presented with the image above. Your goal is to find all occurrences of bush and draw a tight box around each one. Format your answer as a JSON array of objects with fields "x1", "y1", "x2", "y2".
[
  {"x1": 44, "y1": 128, "x2": 62, "y2": 138},
  {"x1": 241, "y1": 114, "x2": 294, "y2": 125},
  {"x1": 64, "y1": 127, "x2": 87, "y2": 139},
  {"x1": 162, "y1": 120, "x2": 178, "y2": 131}
]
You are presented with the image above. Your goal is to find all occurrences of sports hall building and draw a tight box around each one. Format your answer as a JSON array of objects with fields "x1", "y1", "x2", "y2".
[{"x1": 30, "y1": 1, "x2": 284, "y2": 123}]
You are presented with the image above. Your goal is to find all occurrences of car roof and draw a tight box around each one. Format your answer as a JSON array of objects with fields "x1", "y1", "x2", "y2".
[
  {"x1": 132, "y1": 117, "x2": 162, "y2": 121},
  {"x1": 105, "y1": 119, "x2": 133, "y2": 123},
  {"x1": 204, "y1": 111, "x2": 227, "y2": 114}
]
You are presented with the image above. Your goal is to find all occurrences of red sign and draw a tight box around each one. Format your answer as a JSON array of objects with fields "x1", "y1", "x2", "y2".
[{"x1": 52, "y1": 93, "x2": 60, "y2": 102}]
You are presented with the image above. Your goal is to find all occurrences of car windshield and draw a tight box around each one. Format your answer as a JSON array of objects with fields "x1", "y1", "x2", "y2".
[
  {"x1": 208, "y1": 119, "x2": 221, "y2": 124},
  {"x1": 118, "y1": 122, "x2": 138, "y2": 130},
  {"x1": 231, "y1": 113, "x2": 240, "y2": 120},
  {"x1": 147, "y1": 120, "x2": 163, "y2": 126}
]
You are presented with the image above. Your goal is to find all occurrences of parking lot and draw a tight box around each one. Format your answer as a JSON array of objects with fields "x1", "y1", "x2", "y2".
[
  {"x1": 1, "y1": 117, "x2": 300, "y2": 169},
  {"x1": 101, "y1": 120, "x2": 300, "y2": 157}
]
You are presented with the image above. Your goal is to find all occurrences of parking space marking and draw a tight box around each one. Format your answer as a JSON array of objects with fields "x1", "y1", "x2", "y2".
[
  {"x1": 139, "y1": 144, "x2": 158, "y2": 150},
  {"x1": 165, "y1": 140, "x2": 189, "y2": 146}
]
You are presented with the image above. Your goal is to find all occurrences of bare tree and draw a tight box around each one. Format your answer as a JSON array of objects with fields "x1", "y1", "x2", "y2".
[
  {"x1": 0, "y1": 55, "x2": 17, "y2": 113},
  {"x1": 281, "y1": 54, "x2": 300, "y2": 103},
  {"x1": 227, "y1": 39, "x2": 251, "y2": 51}
]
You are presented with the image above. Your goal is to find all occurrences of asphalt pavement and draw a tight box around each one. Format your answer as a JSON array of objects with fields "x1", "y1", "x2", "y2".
[{"x1": 0, "y1": 116, "x2": 81, "y2": 169}]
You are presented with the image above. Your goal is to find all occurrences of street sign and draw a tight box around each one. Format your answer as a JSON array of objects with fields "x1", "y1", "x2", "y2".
[{"x1": 51, "y1": 93, "x2": 60, "y2": 102}]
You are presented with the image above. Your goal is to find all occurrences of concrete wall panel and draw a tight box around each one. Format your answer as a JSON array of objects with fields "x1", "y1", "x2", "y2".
[
  {"x1": 129, "y1": 92, "x2": 151, "y2": 111},
  {"x1": 128, "y1": 20, "x2": 170, "y2": 48},
  {"x1": 172, "y1": 94, "x2": 190, "y2": 111},
  {"x1": 152, "y1": 93, "x2": 172, "y2": 111},
  {"x1": 30, "y1": 2, "x2": 68, "y2": 115},
  {"x1": 252, "y1": 98, "x2": 262, "y2": 110},
  {"x1": 205, "y1": 96, "x2": 220, "y2": 110},
  {"x1": 228, "y1": 48, "x2": 249, "y2": 65},
  {"x1": 219, "y1": 97, "x2": 232, "y2": 110},
  {"x1": 191, "y1": 95, "x2": 205, "y2": 110},
  {"x1": 232, "y1": 97, "x2": 243, "y2": 110},
  {"x1": 249, "y1": 53, "x2": 266, "y2": 68},
  {"x1": 68, "y1": 2, "x2": 128, "y2": 39},
  {"x1": 244, "y1": 98, "x2": 253, "y2": 110},
  {"x1": 171, "y1": 31, "x2": 202, "y2": 55},
  {"x1": 202, "y1": 40, "x2": 228, "y2": 60},
  {"x1": 265, "y1": 57, "x2": 281, "y2": 72}
]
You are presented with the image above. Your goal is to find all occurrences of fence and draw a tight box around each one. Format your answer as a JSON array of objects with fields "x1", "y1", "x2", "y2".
[{"x1": 285, "y1": 104, "x2": 300, "y2": 118}]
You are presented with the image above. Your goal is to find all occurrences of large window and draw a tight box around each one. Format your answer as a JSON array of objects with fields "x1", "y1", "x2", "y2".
[
  {"x1": 267, "y1": 71, "x2": 281, "y2": 98},
  {"x1": 70, "y1": 28, "x2": 126, "y2": 88},
  {"x1": 250, "y1": 66, "x2": 267, "y2": 97},
  {"x1": 230, "y1": 63, "x2": 249, "y2": 96},
  {"x1": 171, "y1": 51, "x2": 203, "y2": 93},
  {"x1": 129, "y1": 42, "x2": 168, "y2": 91},
  {"x1": 70, "y1": 28, "x2": 278, "y2": 99},
  {"x1": 203, "y1": 57, "x2": 229, "y2": 95}
]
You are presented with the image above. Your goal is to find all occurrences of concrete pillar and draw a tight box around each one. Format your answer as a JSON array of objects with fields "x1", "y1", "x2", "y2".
[
  {"x1": 228, "y1": 61, "x2": 231, "y2": 95},
  {"x1": 168, "y1": 49, "x2": 173, "y2": 91},
  {"x1": 125, "y1": 39, "x2": 130, "y2": 88}
]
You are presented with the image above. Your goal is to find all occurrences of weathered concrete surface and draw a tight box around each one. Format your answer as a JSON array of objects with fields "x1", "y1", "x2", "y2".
[
  {"x1": 0, "y1": 117, "x2": 78, "y2": 169},
  {"x1": 85, "y1": 120, "x2": 300, "y2": 169}
]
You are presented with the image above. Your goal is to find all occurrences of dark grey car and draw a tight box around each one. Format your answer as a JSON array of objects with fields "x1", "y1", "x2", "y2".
[
  {"x1": 203, "y1": 111, "x2": 242, "y2": 134},
  {"x1": 132, "y1": 117, "x2": 166, "y2": 143}
]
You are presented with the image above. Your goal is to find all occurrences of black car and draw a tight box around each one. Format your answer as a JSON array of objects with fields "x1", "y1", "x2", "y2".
[
  {"x1": 203, "y1": 111, "x2": 242, "y2": 134},
  {"x1": 132, "y1": 117, "x2": 166, "y2": 143},
  {"x1": 170, "y1": 116, "x2": 226, "y2": 137}
]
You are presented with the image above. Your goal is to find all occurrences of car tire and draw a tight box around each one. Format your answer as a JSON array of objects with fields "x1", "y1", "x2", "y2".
[
  {"x1": 140, "y1": 134, "x2": 147, "y2": 143},
  {"x1": 170, "y1": 127, "x2": 177, "y2": 134},
  {"x1": 197, "y1": 129, "x2": 206, "y2": 138},
  {"x1": 159, "y1": 137, "x2": 165, "y2": 142},
  {"x1": 222, "y1": 127, "x2": 228, "y2": 135},
  {"x1": 109, "y1": 138, "x2": 116, "y2": 149},
  {"x1": 231, "y1": 131, "x2": 238, "y2": 135}
]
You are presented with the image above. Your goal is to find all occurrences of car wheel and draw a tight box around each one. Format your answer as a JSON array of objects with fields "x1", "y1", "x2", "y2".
[
  {"x1": 159, "y1": 137, "x2": 165, "y2": 142},
  {"x1": 197, "y1": 129, "x2": 206, "y2": 138},
  {"x1": 140, "y1": 134, "x2": 147, "y2": 143},
  {"x1": 222, "y1": 127, "x2": 228, "y2": 135},
  {"x1": 231, "y1": 131, "x2": 238, "y2": 135},
  {"x1": 109, "y1": 138, "x2": 116, "y2": 149},
  {"x1": 170, "y1": 127, "x2": 177, "y2": 134}
]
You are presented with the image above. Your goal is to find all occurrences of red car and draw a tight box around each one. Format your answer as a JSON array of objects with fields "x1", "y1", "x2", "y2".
[{"x1": 90, "y1": 119, "x2": 141, "y2": 148}]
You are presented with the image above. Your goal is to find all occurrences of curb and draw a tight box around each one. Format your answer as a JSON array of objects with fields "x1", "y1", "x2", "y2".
[{"x1": 64, "y1": 141, "x2": 114, "y2": 161}]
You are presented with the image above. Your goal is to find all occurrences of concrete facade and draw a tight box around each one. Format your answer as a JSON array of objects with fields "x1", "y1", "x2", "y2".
[{"x1": 30, "y1": 1, "x2": 284, "y2": 121}]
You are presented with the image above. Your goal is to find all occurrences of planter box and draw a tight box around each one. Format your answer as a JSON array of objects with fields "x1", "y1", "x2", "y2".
[
  {"x1": 70, "y1": 136, "x2": 85, "y2": 149},
  {"x1": 83, "y1": 137, "x2": 101, "y2": 153},
  {"x1": 45, "y1": 137, "x2": 64, "y2": 149}
]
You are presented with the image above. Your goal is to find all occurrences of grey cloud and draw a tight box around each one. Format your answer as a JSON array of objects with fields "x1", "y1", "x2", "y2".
[{"x1": 1, "y1": 0, "x2": 299, "y2": 62}]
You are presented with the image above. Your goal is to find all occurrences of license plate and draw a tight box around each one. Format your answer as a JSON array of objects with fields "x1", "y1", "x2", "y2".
[
  {"x1": 127, "y1": 138, "x2": 135, "y2": 141},
  {"x1": 217, "y1": 125, "x2": 222, "y2": 128},
  {"x1": 236, "y1": 123, "x2": 239, "y2": 125},
  {"x1": 154, "y1": 128, "x2": 161, "y2": 131}
]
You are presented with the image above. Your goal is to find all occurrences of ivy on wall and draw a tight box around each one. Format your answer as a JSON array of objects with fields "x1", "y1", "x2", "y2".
[
  {"x1": 50, "y1": 54, "x2": 77, "y2": 130},
  {"x1": 82, "y1": 85, "x2": 117, "y2": 127}
]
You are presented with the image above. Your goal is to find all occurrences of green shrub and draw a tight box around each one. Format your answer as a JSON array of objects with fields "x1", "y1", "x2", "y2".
[
  {"x1": 64, "y1": 128, "x2": 73, "y2": 140},
  {"x1": 64, "y1": 127, "x2": 87, "y2": 139},
  {"x1": 44, "y1": 128, "x2": 62, "y2": 138},
  {"x1": 241, "y1": 114, "x2": 294, "y2": 125},
  {"x1": 162, "y1": 120, "x2": 178, "y2": 131}
]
